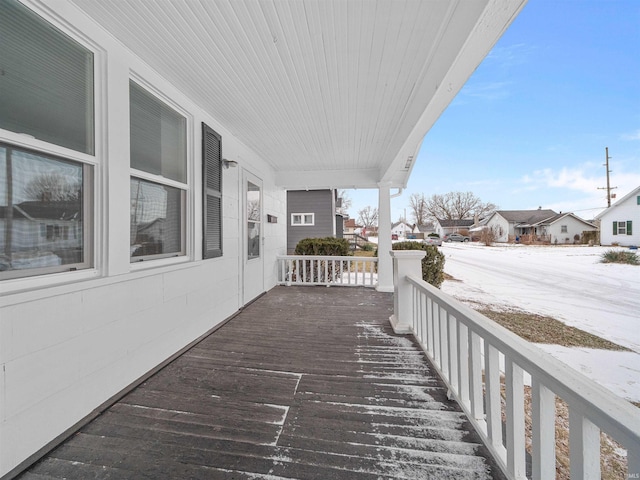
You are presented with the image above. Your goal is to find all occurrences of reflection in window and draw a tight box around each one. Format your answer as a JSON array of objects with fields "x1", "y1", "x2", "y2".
[
  {"x1": 1, "y1": 144, "x2": 91, "y2": 279},
  {"x1": 130, "y1": 178, "x2": 183, "y2": 260},
  {"x1": 247, "y1": 182, "x2": 260, "y2": 259}
]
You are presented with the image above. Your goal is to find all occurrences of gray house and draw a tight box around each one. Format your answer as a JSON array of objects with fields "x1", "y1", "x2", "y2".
[{"x1": 286, "y1": 189, "x2": 342, "y2": 253}]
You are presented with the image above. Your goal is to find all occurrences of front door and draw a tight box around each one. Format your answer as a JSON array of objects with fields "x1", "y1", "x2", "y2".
[{"x1": 242, "y1": 171, "x2": 264, "y2": 304}]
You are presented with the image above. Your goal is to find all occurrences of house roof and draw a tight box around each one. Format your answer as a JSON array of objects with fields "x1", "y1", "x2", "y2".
[
  {"x1": 344, "y1": 218, "x2": 361, "y2": 229},
  {"x1": 71, "y1": 0, "x2": 525, "y2": 190},
  {"x1": 595, "y1": 185, "x2": 640, "y2": 219},
  {"x1": 391, "y1": 221, "x2": 414, "y2": 229},
  {"x1": 493, "y1": 209, "x2": 558, "y2": 224},
  {"x1": 533, "y1": 212, "x2": 596, "y2": 228},
  {"x1": 436, "y1": 219, "x2": 475, "y2": 228},
  {"x1": 0, "y1": 201, "x2": 81, "y2": 221}
]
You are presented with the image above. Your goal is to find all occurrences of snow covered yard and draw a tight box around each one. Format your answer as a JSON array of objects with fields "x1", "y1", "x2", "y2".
[{"x1": 440, "y1": 243, "x2": 640, "y2": 403}]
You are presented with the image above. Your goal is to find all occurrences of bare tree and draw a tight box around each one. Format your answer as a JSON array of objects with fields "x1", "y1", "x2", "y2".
[
  {"x1": 408, "y1": 193, "x2": 429, "y2": 225},
  {"x1": 336, "y1": 189, "x2": 352, "y2": 216},
  {"x1": 480, "y1": 224, "x2": 503, "y2": 246},
  {"x1": 425, "y1": 191, "x2": 496, "y2": 220},
  {"x1": 357, "y1": 206, "x2": 378, "y2": 228},
  {"x1": 24, "y1": 173, "x2": 80, "y2": 202}
]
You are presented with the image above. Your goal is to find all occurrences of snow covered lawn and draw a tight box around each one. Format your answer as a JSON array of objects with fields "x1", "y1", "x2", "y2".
[{"x1": 439, "y1": 243, "x2": 640, "y2": 403}]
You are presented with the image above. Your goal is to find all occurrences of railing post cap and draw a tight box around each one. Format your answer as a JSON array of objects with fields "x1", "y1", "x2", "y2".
[{"x1": 389, "y1": 250, "x2": 426, "y2": 259}]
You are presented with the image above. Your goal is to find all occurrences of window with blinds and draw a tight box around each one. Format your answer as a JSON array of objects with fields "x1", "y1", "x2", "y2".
[
  {"x1": 129, "y1": 81, "x2": 187, "y2": 261},
  {"x1": 0, "y1": 0, "x2": 94, "y2": 154},
  {"x1": 202, "y1": 123, "x2": 222, "y2": 259},
  {"x1": 0, "y1": 1, "x2": 95, "y2": 281}
]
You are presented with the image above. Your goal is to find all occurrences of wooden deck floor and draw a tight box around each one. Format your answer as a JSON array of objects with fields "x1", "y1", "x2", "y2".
[{"x1": 19, "y1": 286, "x2": 505, "y2": 480}]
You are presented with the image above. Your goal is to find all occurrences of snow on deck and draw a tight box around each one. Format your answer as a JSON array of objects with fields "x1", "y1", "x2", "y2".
[{"x1": 18, "y1": 286, "x2": 506, "y2": 480}]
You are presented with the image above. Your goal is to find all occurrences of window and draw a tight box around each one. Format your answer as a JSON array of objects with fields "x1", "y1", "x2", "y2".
[
  {"x1": 0, "y1": 0, "x2": 94, "y2": 154},
  {"x1": 247, "y1": 182, "x2": 261, "y2": 259},
  {"x1": 130, "y1": 81, "x2": 187, "y2": 261},
  {"x1": 0, "y1": 1, "x2": 95, "y2": 281},
  {"x1": 1, "y1": 144, "x2": 93, "y2": 279},
  {"x1": 202, "y1": 123, "x2": 222, "y2": 259},
  {"x1": 613, "y1": 221, "x2": 632, "y2": 236},
  {"x1": 560, "y1": 225, "x2": 567, "y2": 233},
  {"x1": 291, "y1": 213, "x2": 314, "y2": 226}
]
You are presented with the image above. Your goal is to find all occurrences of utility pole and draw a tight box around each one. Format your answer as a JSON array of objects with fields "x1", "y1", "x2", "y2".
[{"x1": 597, "y1": 147, "x2": 617, "y2": 207}]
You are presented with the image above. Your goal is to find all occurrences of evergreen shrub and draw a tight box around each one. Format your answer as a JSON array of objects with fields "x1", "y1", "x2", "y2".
[{"x1": 375, "y1": 241, "x2": 445, "y2": 288}]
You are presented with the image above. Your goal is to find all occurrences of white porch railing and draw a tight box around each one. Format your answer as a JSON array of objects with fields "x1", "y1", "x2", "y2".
[
  {"x1": 404, "y1": 272, "x2": 640, "y2": 480},
  {"x1": 277, "y1": 255, "x2": 378, "y2": 287}
]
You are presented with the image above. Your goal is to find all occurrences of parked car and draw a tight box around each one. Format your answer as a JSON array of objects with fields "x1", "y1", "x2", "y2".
[
  {"x1": 423, "y1": 233, "x2": 442, "y2": 246},
  {"x1": 444, "y1": 233, "x2": 470, "y2": 242}
]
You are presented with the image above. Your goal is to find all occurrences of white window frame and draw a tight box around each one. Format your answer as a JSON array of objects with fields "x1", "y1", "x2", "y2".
[
  {"x1": 291, "y1": 213, "x2": 315, "y2": 226},
  {"x1": 128, "y1": 78, "x2": 191, "y2": 264},
  {"x1": 0, "y1": 1, "x2": 102, "y2": 288},
  {"x1": 616, "y1": 221, "x2": 627, "y2": 235}
]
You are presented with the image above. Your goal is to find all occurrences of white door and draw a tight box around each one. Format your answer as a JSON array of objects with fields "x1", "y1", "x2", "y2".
[{"x1": 242, "y1": 170, "x2": 264, "y2": 304}]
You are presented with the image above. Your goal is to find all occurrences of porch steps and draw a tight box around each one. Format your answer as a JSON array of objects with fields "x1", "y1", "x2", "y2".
[{"x1": 18, "y1": 286, "x2": 505, "y2": 480}]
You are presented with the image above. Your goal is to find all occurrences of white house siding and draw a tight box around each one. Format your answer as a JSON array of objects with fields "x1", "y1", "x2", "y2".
[
  {"x1": 485, "y1": 214, "x2": 510, "y2": 242},
  {"x1": 548, "y1": 215, "x2": 597, "y2": 244},
  {"x1": 598, "y1": 188, "x2": 640, "y2": 246},
  {"x1": 0, "y1": 1, "x2": 286, "y2": 476}
]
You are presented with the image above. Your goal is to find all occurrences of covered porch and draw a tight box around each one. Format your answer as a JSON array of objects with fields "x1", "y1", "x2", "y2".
[{"x1": 18, "y1": 286, "x2": 505, "y2": 480}]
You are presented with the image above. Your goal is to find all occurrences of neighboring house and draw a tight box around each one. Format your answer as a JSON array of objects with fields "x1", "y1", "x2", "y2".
[
  {"x1": 343, "y1": 218, "x2": 362, "y2": 236},
  {"x1": 415, "y1": 223, "x2": 436, "y2": 239},
  {"x1": 434, "y1": 219, "x2": 475, "y2": 238},
  {"x1": 287, "y1": 189, "x2": 342, "y2": 253},
  {"x1": 595, "y1": 186, "x2": 640, "y2": 246},
  {"x1": 484, "y1": 209, "x2": 596, "y2": 243},
  {"x1": 391, "y1": 221, "x2": 418, "y2": 238},
  {"x1": 0, "y1": 201, "x2": 83, "y2": 269},
  {"x1": 544, "y1": 212, "x2": 597, "y2": 244},
  {"x1": 485, "y1": 209, "x2": 557, "y2": 242}
]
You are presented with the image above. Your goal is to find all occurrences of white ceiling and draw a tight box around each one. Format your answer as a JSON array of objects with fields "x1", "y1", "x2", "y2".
[{"x1": 70, "y1": 0, "x2": 526, "y2": 189}]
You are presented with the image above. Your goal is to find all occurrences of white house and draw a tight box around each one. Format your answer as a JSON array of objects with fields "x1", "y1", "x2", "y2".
[
  {"x1": 544, "y1": 212, "x2": 597, "y2": 244},
  {"x1": 391, "y1": 221, "x2": 418, "y2": 239},
  {"x1": 596, "y1": 186, "x2": 640, "y2": 246},
  {"x1": 0, "y1": 1, "x2": 527, "y2": 477},
  {"x1": 434, "y1": 218, "x2": 475, "y2": 238},
  {"x1": 484, "y1": 209, "x2": 596, "y2": 243},
  {"x1": 485, "y1": 209, "x2": 556, "y2": 242}
]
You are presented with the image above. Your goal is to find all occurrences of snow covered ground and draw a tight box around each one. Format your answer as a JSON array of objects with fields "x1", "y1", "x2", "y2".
[{"x1": 439, "y1": 242, "x2": 640, "y2": 403}]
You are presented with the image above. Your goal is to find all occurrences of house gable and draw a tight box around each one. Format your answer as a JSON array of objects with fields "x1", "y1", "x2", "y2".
[{"x1": 595, "y1": 186, "x2": 640, "y2": 246}]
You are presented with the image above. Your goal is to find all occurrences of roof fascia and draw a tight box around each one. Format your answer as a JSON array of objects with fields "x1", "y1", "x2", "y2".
[
  {"x1": 379, "y1": 0, "x2": 527, "y2": 186},
  {"x1": 595, "y1": 186, "x2": 640, "y2": 219}
]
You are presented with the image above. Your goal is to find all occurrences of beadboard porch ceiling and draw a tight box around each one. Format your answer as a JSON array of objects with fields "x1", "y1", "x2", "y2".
[{"x1": 70, "y1": 0, "x2": 525, "y2": 189}]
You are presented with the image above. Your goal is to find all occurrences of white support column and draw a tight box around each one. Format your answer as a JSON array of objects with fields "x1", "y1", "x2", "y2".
[
  {"x1": 376, "y1": 183, "x2": 393, "y2": 292},
  {"x1": 389, "y1": 250, "x2": 425, "y2": 334}
]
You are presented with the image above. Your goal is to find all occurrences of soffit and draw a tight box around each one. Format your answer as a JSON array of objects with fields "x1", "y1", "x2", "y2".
[{"x1": 69, "y1": 0, "x2": 525, "y2": 189}]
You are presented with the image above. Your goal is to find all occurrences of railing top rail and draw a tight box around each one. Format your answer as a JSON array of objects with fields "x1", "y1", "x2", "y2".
[
  {"x1": 406, "y1": 273, "x2": 640, "y2": 450},
  {"x1": 277, "y1": 255, "x2": 377, "y2": 262}
]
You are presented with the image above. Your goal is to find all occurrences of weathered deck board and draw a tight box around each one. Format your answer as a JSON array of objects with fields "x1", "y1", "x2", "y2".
[{"x1": 18, "y1": 286, "x2": 505, "y2": 480}]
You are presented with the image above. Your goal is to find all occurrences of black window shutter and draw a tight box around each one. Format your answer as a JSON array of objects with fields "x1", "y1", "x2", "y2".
[
  {"x1": 202, "y1": 123, "x2": 222, "y2": 259},
  {"x1": 627, "y1": 221, "x2": 632, "y2": 235},
  {"x1": 612, "y1": 221, "x2": 617, "y2": 235}
]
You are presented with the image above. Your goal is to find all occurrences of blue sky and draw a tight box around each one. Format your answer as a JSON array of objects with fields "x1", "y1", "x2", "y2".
[{"x1": 346, "y1": 0, "x2": 640, "y2": 223}]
